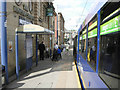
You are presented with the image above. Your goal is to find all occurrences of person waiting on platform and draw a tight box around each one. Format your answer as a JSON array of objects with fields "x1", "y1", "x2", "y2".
[
  {"x1": 45, "y1": 46, "x2": 49, "y2": 58},
  {"x1": 38, "y1": 41, "x2": 45, "y2": 60},
  {"x1": 52, "y1": 43, "x2": 58, "y2": 61},
  {"x1": 57, "y1": 47, "x2": 62, "y2": 59}
]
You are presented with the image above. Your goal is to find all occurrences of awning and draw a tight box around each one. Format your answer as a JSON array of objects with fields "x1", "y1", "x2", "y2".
[{"x1": 16, "y1": 24, "x2": 54, "y2": 34}]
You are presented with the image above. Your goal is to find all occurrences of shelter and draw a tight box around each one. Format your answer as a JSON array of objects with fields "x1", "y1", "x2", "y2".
[{"x1": 15, "y1": 24, "x2": 54, "y2": 79}]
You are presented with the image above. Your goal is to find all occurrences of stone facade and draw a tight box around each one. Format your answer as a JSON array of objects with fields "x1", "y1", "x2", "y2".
[
  {"x1": 6, "y1": 2, "x2": 35, "y2": 78},
  {"x1": 6, "y1": 1, "x2": 55, "y2": 81},
  {"x1": 34, "y1": 2, "x2": 55, "y2": 50},
  {"x1": 58, "y1": 13, "x2": 65, "y2": 45}
]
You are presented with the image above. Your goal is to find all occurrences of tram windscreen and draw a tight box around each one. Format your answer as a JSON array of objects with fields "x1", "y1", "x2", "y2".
[{"x1": 99, "y1": 31, "x2": 120, "y2": 89}]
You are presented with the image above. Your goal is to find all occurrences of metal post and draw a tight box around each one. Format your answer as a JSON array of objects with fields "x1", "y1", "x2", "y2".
[
  {"x1": 57, "y1": 15, "x2": 58, "y2": 44},
  {"x1": 77, "y1": 34, "x2": 80, "y2": 64},
  {"x1": 77, "y1": 27, "x2": 81, "y2": 64},
  {"x1": 86, "y1": 24, "x2": 88, "y2": 61},
  {"x1": 15, "y1": 32, "x2": 19, "y2": 79},
  {"x1": 96, "y1": 10, "x2": 101, "y2": 73},
  {"x1": 50, "y1": 37, "x2": 51, "y2": 57},
  {"x1": 36, "y1": 35, "x2": 38, "y2": 66},
  {"x1": 0, "y1": 0, "x2": 8, "y2": 83}
]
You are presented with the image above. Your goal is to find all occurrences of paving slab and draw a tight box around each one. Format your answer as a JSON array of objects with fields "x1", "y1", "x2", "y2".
[{"x1": 5, "y1": 49, "x2": 81, "y2": 89}]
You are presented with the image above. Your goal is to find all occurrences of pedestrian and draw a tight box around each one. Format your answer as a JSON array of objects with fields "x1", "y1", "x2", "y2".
[
  {"x1": 54, "y1": 43, "x2": 58, "y2": 50},
  {"x1": 45, "y1": 46, "x2": 49, "y2": 58},
  {"x1": 57, "y1": 47, "x2": 62, "y2": 59},
  {"x1": 60, "y1": 44, "x2": 64, "y2": 52},
  {"x1": 65, "y1": 44, "x2": 69, "y2": 55},
  {"x1": 52, "y1": 43, "x2": 58, "y2": 61},
  {"x1": 38, "y1": 41, "x2": 45, "y2": 60}
]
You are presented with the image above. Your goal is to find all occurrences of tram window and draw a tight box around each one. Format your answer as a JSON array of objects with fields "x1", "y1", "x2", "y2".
[
  {"x1": 79, "y1": 40, "x2": 82, "y2": 53},
  {"x1": 99, "y1": 31, "x2": 120, "y2": 89},
  {"x1": 87, "y1": 37, "x2": 97, "y2": 71},
  {"x1": 79, "y1": 39, "x2": 86, "y2": 60},
  {"x1": 81, "y1": 39, "x2": 86, "y2": 60}
]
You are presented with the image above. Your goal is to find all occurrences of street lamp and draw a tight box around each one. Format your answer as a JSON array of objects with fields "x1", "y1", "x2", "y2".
[{"x1": 46, "y1": 3, "x2": 54, "y2": 17}]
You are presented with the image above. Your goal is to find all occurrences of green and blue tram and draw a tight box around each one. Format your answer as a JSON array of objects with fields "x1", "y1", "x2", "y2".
[{"x1": 76, "y1": 1, "x2": 120, "y2": 89}]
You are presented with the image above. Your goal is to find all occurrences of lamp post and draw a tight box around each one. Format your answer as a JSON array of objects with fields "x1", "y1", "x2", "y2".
[
  {"x1": 61, "y1": 30, "x2": 64, "y2": 44},
  {"x1": 50, "y1": 37, "x2": 52, "y2": 57}
]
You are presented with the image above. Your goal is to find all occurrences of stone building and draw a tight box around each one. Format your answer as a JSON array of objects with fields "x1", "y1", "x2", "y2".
[
  {"x1": 1, "y1": 1, "x2": 55, "y2": 82},
  {"x1": 58, "y1": 13, "x2": 65, "y2": 45},
  {"x1": 34, "y1": 2, "x2": 55, "y2": 49},
  {"x1": 6, "y1": 1, "x2": 35, "y2": 80},
  {"x1": 54, "y1": 12, "x2": 57, "y2": 43}
]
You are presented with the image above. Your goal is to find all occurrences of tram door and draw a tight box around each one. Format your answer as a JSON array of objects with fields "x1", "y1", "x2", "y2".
[{"x1": 26, "y1": 34, "x2": 33, "y2": 71}]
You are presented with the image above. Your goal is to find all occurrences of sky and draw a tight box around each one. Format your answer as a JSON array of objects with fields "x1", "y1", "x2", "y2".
[{"x1": 53, "y1": 0, "x2": 99, "y2": 30}]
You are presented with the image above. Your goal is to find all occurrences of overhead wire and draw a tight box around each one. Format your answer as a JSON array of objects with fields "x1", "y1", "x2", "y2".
[{"x1": 77, "y1": 0, "x2": 88, "y2": 28}]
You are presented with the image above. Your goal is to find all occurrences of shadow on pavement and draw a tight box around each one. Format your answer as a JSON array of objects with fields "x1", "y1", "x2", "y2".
[{"x1": 5, "y1": 50, "x2": 75, "y2": 89}]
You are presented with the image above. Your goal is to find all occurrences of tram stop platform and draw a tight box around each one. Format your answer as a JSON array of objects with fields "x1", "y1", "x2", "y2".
[{"x1": 5, "y1": 49, "x2": 81, "y2": 89}]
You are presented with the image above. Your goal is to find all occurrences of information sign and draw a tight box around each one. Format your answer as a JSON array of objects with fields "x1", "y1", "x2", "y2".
[
  {"x1": 88, "y1": 28, "x2": 97, "y2": 38},
  {"x1": 26, "y1": 35, "x2": 33, "y2": 58},
  {"x1": 100, "y1": 15, "x2": 120, "y2": 35}
]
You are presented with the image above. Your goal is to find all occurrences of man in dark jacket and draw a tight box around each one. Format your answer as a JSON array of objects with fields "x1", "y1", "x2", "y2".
[{"x1": 38, "y1": 41, "x2": 45, "y2": 60}]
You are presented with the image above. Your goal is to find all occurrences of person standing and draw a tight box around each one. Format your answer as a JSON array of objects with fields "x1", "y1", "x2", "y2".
[
  {"x1": 46, "y1": 46, "x2": 49, "y2": 58},
  {"x1": 57, "y1": 47, "x2": 62, "y2": 59},
  {"x1": 54, "y1": 43, "x2": 58, "y2": 50},
  {"x1": 38, "y1": 41, "x2": 45, "y2": 60},
  {"x1": 52, "y1": 43, "x2": 58, "y2": 61}
]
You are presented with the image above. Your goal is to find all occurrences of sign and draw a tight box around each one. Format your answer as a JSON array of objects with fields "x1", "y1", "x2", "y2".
[
  {"x1": 26, "y1": 35, "x2": 33, "y2": 58},
  {"x1": 8, "y1": 41, "x2": 13, "y2": 51},
  {"x1": 13, "y1": 6, "x2": 34, "y2": 20},
  {"x1": 88, "y1": 28, "x2": 97, "y2": 38},
  {"x1": 82, "y1": 34, "x2": 86, "y2": 39},
  {"x1": 19, "y1": 16, "x2": 32, "y2": 25},
  {"x1": 46, "y1": 8, "x2": 53, "y2": 16},
  {"x1": 100, "y1": 15, "x2": 120, "y2": 35}
]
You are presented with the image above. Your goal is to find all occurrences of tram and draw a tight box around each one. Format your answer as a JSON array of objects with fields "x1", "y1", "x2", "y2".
[
  {"x1": 74, "y1": 0, "x2": 120, "y2": 89},
  {"x1": 73, "y1": 35, "x2": 77, "y2": 60}
]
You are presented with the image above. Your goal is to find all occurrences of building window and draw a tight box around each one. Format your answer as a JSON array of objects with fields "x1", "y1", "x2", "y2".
[
  {"x1": 43, "y1": 5, "x2": 46, "y2": 22},
  {"x1": 38, "y1": 2, "x2": 41, "y2": 17}
]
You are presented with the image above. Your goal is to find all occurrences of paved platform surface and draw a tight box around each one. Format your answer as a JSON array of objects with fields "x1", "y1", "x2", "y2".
[{"x1": 5, "y1": 49, "x2": 81, "y2": 89}]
